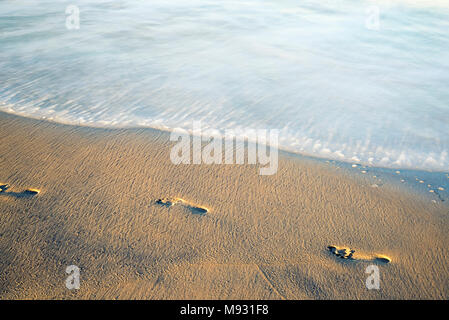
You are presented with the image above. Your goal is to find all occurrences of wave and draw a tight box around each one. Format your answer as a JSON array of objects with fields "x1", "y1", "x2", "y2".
[{"x1": 1, "y1": 0, "x2": 448, "y2": 171}]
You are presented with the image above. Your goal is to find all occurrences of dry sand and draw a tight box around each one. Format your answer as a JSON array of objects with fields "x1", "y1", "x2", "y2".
[{"x1": 0, "y1": 111, "x2": 447, "y2": 299}]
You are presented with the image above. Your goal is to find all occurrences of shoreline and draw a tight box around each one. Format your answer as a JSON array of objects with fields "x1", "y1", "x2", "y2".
[
  {"x1": 1, "y1": 109, "x2": 448, "y2": 176},
  {"x1": 0, "y1": 111, "x2": 448, "y2": 299}
]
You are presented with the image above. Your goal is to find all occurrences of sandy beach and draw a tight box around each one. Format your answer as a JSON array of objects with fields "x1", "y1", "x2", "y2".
[{"x1": 0, "y1": 111, "x2": 448, "y2": 299}]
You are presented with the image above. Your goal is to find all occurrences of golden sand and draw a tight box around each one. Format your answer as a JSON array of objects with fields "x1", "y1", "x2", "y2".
[{"x1": 0, "y1": 112, "x2": 447, "y2": 299}]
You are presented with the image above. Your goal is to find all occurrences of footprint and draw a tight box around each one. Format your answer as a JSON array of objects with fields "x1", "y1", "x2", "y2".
[
  {"x1": 327, "y1": 246, "x2": 355, "y2": 260},
  {"x1": 374, "y1": 256, "x2": 392, "y2": 264},
  {"x1": 155, "y1": 197, "x2": 209, "y2": 216},
  {"x1": 327, "y1": 245, "x2": 391, "y2": 264},
  {"x1": 22, "y1": 189, "x2": 40, "y2": 196},
  {"x1": 0, "y1": 183, "x2": 40, "y2": 198}
]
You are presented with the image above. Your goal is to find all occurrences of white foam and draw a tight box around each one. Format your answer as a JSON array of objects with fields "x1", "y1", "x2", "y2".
[{"x1": 0, "y1": 0, "x2": 448, "y2": 171}]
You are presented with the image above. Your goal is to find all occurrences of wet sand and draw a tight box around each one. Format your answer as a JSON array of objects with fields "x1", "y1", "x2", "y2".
[{"x1": 0, "y1": 111, "x2": 447, "y2": 299}]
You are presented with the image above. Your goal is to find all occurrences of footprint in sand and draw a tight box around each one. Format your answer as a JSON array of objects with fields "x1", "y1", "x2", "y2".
[
  {"x1": 0, "y1": 183, "x2": 40, "y2": 198},
  {"x1": 327, "y1": 245, "x2": 391, "y2": 264},
  {"x1": 155, "y1": 197, "x2": 209, "y2": 216}
]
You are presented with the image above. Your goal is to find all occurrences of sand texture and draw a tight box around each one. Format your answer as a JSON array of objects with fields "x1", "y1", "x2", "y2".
[{"x1": 0, "y1": 112, "x2": 448, "y2": 299}]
